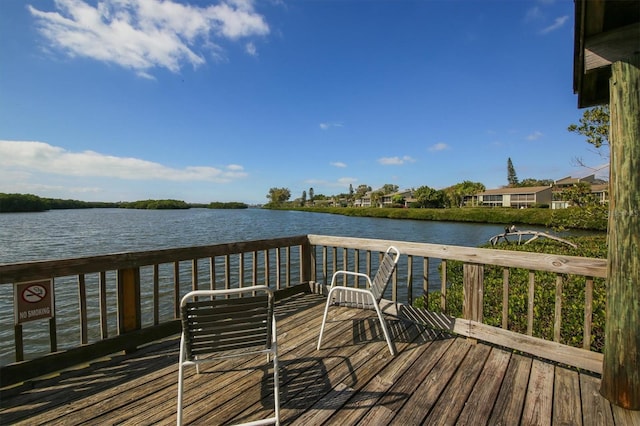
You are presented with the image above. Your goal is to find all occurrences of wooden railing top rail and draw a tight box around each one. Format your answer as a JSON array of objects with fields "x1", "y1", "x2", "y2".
[
  {"x1": 0, "y1": 235, "x2": 309, "y2": 285},
  {"x1": 307, "y1": 234, "x2": 607, "y2": 278}
]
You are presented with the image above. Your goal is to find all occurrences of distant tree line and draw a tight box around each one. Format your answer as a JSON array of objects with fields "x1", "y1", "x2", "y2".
[
  {"x1": 208, "y1": 202, "x2": 248, "y2": 209},
  {"x1": 118, "y1": 199, "x2": 190, "y2": 209},
  {"x1": 0, "y1": 193, "x2": 118, "y2": 212},
  {"x1": 0, "y1": 193, "x2": 248, "y2": 213}
]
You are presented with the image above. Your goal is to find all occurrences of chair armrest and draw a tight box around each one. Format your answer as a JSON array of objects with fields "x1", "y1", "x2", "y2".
[{"x1": 330, "y1": 270, "x2": 373, "y2": 288}]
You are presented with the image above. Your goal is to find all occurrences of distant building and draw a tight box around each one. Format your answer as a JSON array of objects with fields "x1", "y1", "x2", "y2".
[
  {"x1": 353, "y1": 189, "x2": 415, "y2": 208},
  {"x1": 474, "y1": 186, "x2": 552, "y2": 208},
  {"x1": 554, "y1": 174, "x2": 596, "y2": 188},
  {"x1": 551, "y1": 174, "x2": 609, "y2": 209}
]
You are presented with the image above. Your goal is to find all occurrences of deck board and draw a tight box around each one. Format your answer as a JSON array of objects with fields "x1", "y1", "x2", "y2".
[
  {"x1": 1, "y1": 291, "x2": 639, "y2": 426},
  {"x1": 456, "y1": 347, "x2": 512, "y2": 425}
]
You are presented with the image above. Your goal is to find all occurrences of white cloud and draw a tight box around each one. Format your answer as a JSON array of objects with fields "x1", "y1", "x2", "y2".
[
  {"x1": 525, "y1": 6, "x2": 542, "y2": 22},
  {"x1": 0, "y1": 140, "x2": 247, "y2": 183},
  {"x1": 428, "y1": 142, "x2": 450, "y2": 152},
  {"x1": 378, "y1": 155, "x2": 416, "y2": 165},
  {"x1": 319, "y1": 122, "x2": 343, "y2": 130},
  {"x1": 337, "y1": 177, "x2": 357, "y2": 185},
  {"x1": 539, "y1": 15, "x2": 569, "y2": 34},
  {"x1": 245, "y1": 41, "x2": 257, "y2": 56},
  {"x1": 526, "y1": 131, "x2": 543, "y2": 141},
  {"x1": 28, "y1": 0, "x2": 270, "y2": 77},
  {"x1": 303, "y1": 177, "x2": 356, "y2": 188},
  {"x1": 330, "y1": 161, "x2": 347, "y2": 168}
]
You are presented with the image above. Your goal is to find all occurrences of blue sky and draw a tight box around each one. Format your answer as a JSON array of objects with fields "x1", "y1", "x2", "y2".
[{"x1": 0, "y1": 0, "x2": 607, "y2": 204}]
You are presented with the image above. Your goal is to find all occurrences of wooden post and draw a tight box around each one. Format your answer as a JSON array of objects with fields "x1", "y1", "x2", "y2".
[
  {"x1": 117, "y1": 267, "x2": 141, "y2": 336},
  {"x1": 301, "y1": 238, "x2": 313, "y2": 284},
  {"x1": 462, "y1": 263, "x2": 484, "y2": 323},
  {"x1": 600, "y1": 54, "x2": 640, "y2": 409}
]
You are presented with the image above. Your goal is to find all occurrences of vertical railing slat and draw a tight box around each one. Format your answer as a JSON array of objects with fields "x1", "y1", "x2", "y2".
[
  {"x1": 239, "y1": 253, "x2": 245, "y2": 290},
  {"x1": 173, "y1": 261, "x2": 180, "y2": 318},
  {"x1": 584, "y1": 277, "x2": 594, "y2": 350},
  {"x1": 441, "y1": 260, "x2": 447, "y2": 312},
  {"x1": 225, "y1": 255, "x2": 231, "y2": 291},
  {"x1": 422, "y1": 257, "x2": 429, "y2": 308},
  {"x1": 78, "y1": 274, "x2": 88, "y2": 345},
  {"x1": 554, "y1": 274, "x2": 563, "y2": 342},
  {"x1": 153, "y1": 265, "x2": 159, "y2": 326},
  {"x1": 286, "y1": 246, "x2": 291, "y2": 288},
  {"x1": 502, "y1": 268, "x2": 510, "y2": 329},
  {"x1": 406, "y1": 255, "x2": 413, "y2": 305},
  {"x1": 322, "y1": 246, "x2": 328, "y2": 284},
  {"x1": 264, "y1": 250, "x2": 270, "y2": 288},
  {"x1": 99, "y1": 271, "x2": 108, "y2": 338},
  {"x1": 253, "y1": 251, "x2": 258, "y2": 287},
  {"x1": 275, "y1": 248, "x2": 281, "y2": 290},
  {"x1": 342, "y1": 248, "x2": 348, "y2": 286},
  {"x1": 527, "y1": 271, "x2": 535, "y2": 336},
  {"x1": 191, "y1": 259, "x2": 198, "y2": 292},
  {"x1": 210, "y1": 257, "x2": 216, "y2": 290}
]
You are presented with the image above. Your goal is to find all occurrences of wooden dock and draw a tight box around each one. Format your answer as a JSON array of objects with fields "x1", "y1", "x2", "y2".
[{"x1": 1, "y1": 291, "x2": 638, "y2": 425}]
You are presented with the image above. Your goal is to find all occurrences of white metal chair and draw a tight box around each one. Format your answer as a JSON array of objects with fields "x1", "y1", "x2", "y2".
[
  {"x1": 176, "y1": 286, "x2": 280, "y2": 426},
  {"x1": 317, "y1": 246, "x2": 400, "y2": 355}
]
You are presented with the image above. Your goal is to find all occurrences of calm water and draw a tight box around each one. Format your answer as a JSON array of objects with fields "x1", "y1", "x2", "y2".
[{"x1": 0, "y1": 208, "x2": 582, "y2": 364}]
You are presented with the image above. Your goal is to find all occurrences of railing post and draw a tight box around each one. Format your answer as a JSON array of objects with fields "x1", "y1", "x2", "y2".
[
  {"x1": 301, "y1": 238, "x2": 313, "y2": 284},
  {"x1": 117, "y1": 267, "x2": 141, "y2": 341},
  {"x1": 463, "y1": 263, "x2": 484, "y2": 323}
]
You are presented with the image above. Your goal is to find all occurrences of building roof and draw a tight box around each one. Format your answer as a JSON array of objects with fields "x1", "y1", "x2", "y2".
[
  {"x1": 555, "y1": 174, "x2": 595, "y2": 185},
  {"x1": 591, "y1": 183, "x2": 609, "y2": 193},
  {"x1": 478, "y1": 186, "x2": 551, "y2": 196}
]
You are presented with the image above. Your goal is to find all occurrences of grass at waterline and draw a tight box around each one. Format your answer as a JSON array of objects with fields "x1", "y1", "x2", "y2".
[
  {"x1": 414, "y1": 234, "x2": 608, "y2": 352},
  {"x1": 274, "y1": 206, "x2": 607, "y2": 231}
]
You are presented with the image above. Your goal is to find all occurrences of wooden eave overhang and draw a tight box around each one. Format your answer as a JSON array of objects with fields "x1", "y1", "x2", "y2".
[{"x1": 573, "y1": 0, "x2": 640, "y2": 108}]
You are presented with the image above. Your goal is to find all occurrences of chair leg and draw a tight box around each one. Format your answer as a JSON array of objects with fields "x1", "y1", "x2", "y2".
[
  {"x1": 177, "y1": 363, "x2": 184, "y2": 425},
  {"x1": 317, "y1": 288, "x2": 336, "y2": 350},
  {"x1": 272, "y1": 347, "x2": 280, "y2": 426},
  {"x1": 372, "y1": 299, "x2": 396, "y2": 356}
]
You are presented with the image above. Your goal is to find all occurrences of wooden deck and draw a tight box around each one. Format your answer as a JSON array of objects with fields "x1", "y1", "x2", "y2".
[{"x1": 1, "y1": 292, "x2": 638, "y2": 426}]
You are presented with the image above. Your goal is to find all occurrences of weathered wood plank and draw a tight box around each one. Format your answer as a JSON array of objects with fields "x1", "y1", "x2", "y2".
[
  {"x1": 553, "y1": 367, "x2": 582, "y2": 426},
  {"x1": 579, "y1": 374, "x2": 614, "y2": 426},
  {"x1": 389, "y1": 338, "x2": 472, "y2": 424},
  {"x1": 489, "y1": 353, "x2": 532, "y2": 425},
  {"x1": 356, "y1": 336, "x2": 457, "y2": 424},
  {"x1": 453, "y1": 319, "x2": 603, "y2": 374},
  {"x1": 326, "y1": 334, "x2": 436, "y2": 425},
  {"x1": 521, "y1": 359, "x2": 555, "y2": 426},
  {"x1": 424, "y1": 342, "x2": 492, "y2": 424},
  {"x1": 456, "y1": 347, "x2": 512, "y2": 425},
  {"x1": 611, "y1": 403, "x2": 640, "y2": 426}
]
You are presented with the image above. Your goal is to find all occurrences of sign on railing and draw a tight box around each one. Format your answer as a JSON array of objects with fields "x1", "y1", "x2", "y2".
[{"x1": 14, "y1": 279, "x2": 54, "y2": 324}]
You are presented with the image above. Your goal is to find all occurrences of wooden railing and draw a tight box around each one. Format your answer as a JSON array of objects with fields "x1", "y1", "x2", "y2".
[
  {"x1": 0, "y1": 234, "x2": 607, "y2": 386},
  {"x1": 307, "y1": 234, "x2": 607, "y2": 373}
]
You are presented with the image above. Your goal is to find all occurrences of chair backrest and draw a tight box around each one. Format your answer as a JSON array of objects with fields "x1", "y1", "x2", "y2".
[
  {"x1": 370, "y1": 246, "x2": 400, "y2": 302},
  {"x1": 181, "y1": 287, "x2": 274, "y2": 360}
]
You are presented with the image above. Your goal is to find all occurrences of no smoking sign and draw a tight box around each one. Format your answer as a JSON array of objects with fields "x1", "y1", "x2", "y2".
[
  {"x1": 22, "y1": 284, "x2": 47, "y2": 303},
  {"x1": 15, "y1": 279, "x2": 54, "y2": 324}
]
